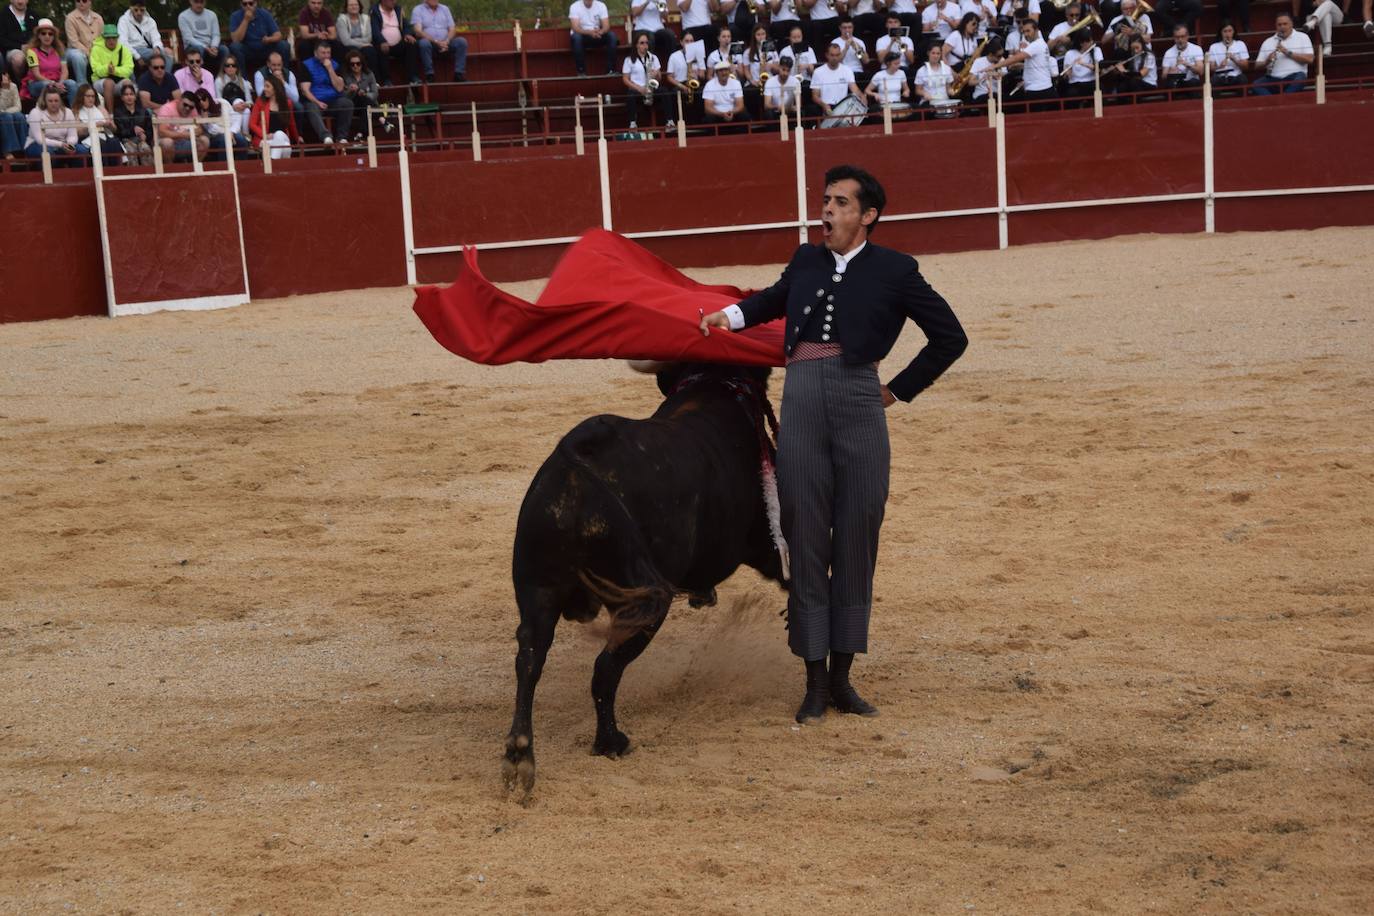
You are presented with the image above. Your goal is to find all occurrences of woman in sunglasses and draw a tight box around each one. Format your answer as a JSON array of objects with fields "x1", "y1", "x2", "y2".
[
  {"x1": 339, "y1": 48, "x2": 378, "y2": 143},
  {"x1": 214, "y1": 54, "x2": 255, "y2": 102},
  {"x1": 20, "y1": 18, "x2": 79, "y2": 106}
]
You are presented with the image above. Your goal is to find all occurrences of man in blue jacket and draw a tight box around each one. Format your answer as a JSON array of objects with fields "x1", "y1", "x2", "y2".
[{"x1": 700, "y1": 164, "x2": 968, "y2": 724}]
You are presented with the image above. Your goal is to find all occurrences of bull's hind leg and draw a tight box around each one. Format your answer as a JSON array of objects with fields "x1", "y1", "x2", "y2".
[
  {"x1": 590, "y1": 602, "x2": 669, "y2": 759},
  {"x1": 502, "y1": 592, "x2": 561, "y2": 797}
]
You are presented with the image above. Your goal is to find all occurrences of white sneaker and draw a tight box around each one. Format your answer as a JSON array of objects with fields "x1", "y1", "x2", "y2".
[
  {"x1": 1305, "y1": 15, "x2": 1317, "y2": 30},
  {"x1": 1365, "y1": 20, "x2": 1373, "y2": 37},
  {"x1": 666, "y1": 119, "x2": 676, "y2": 129},
  {"x1": 628, "y1": 120, "x2": 637, "y2": 129},
  {"x1": 321, "y1": 134, "x2": 333, "y2": 145},
  {"x1": 1323, "y1": 44, "x2": 1333, "y2": 56}
]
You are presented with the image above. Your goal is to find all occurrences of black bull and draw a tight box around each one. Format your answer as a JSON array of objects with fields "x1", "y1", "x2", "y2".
[{"x1": 502, "y1": 363, "x2": 788, "y2": 796}]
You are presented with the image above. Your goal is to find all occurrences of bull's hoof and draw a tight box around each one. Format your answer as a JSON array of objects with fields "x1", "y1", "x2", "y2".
[
  {"x1": 502, "y1": 733, "x2": 536, "y2": 798},
  {"x1": 591, "y1": 728, "x2": 631, "y2": 759}
]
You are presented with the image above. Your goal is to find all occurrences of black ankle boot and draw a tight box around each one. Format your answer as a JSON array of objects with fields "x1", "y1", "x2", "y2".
[
  {"x1": 795, "y1": 658, "x2": 830, "y2": 723},
  {"x1": 829, "y1": 651, "x2": 878, "y2": 716}
]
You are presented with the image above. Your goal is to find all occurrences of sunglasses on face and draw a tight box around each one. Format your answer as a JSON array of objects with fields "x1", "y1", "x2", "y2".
[{"x1": 151, "y1": 64, "x2": 165, "y2": 70}]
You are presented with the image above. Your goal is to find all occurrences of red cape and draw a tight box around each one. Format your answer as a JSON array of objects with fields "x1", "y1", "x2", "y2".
[{"x1": 412, "y1": 229, "x2": 786, "y2": 367}]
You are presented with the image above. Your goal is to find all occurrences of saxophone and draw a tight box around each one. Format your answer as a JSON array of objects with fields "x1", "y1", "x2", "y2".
[{"x1": 949, "y1": 35, "x2": 991, "y2": 94}]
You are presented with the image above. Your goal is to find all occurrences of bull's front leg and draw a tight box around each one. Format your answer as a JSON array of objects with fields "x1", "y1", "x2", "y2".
[
  {"x1": 590, "y1": 611, "x2": 667, "y2": 758},
  {"x1": 503, "y1": 607, "x2": 558, "y2": 799}
]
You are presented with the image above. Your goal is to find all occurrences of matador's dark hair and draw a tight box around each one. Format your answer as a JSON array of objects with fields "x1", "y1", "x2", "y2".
[{"x1": 823, "y1": 164, "x2": 887, "y2": 234}]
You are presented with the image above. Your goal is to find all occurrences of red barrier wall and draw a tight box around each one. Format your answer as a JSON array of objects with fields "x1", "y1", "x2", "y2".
[{"x1": 3, "y1": 94, "x2": 1373, "y2": 324}]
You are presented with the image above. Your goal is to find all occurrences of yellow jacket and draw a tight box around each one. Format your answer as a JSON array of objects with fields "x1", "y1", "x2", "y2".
[{"x1": 89, "y1": 42, "x2": 135, "y2": 81}]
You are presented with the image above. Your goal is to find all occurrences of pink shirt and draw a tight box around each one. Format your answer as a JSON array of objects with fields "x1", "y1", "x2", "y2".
[
  {"x1": 175, "y1": 65, "x2": 215, "y2": 96},
  {"x1": 378, "y1": 8, "x2": 402, "y2": 46}
]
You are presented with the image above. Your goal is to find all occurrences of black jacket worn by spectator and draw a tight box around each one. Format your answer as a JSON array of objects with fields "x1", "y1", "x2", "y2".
[
  {"x1": 736, "y1": 242, "x2": 968, "y2": 402},
  {"x1": 114, "y1": 102, "x2": 153, "y2": 140},
  {"x1": 1, "y1": 7, "x2": 40, "y2": 57}
]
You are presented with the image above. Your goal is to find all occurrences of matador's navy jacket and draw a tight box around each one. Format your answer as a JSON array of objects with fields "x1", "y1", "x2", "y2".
[{"x1": 736, "y1": 241, "x2": 968, "y2": 402}]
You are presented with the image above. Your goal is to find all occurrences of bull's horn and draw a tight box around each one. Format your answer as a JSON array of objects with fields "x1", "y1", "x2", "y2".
[{"x1": 626, "y1": 360, "x2": 671, "y2": 374}]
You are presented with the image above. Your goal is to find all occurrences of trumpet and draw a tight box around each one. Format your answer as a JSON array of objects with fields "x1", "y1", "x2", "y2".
[{"x1": 686, "y1": 77, "x2": 700, "y2": 102}]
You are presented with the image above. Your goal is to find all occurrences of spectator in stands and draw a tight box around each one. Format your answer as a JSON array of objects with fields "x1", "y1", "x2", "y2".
[
  {"x1": 371, "y1": 0, "x2": 420, "y2": 86},
  {"x1": 810, "y1": 42, "x2": 859, "y2": 117},
  {"x1": 20, "y1": 19, "x2": 78, "y2": 106},
  {"x1": 337, "y1": 0, "x2": 379, "y2": 77},
  {"x1": 215, "y1": 81, "x2": 253, "y2": 147},
  {"x1": 968, "y1": 37, "x2": 1004, "y2": 102},
  {"x1": 175, "y1": 48, "x2": 216, "y2": 96},
  {"x1": 118, "y1": 3, "x2": 163, "y2": 71},
  {"x1": 913, "y1": 39, "x2": 954, "y2": 105},
  {"x1": 0, "y1": 71, "x2": 24, "y2": 159},
  {"x1": 26, "y1": 84, "x2": 84, "y2": 164},
  {"x1": 768, "y1": 0, "x2": 802, "y2": 43},
  {"x1": 875, "y1": 14, "x2": 916, "y2": 72},
  {"x1": 1061, "y1": 26, "x2": 1101, "y2": 100},
  {"x1": 830, "y1": 19, "x2": 868, "y2": 72},
  {"x1": 622, "y1": 31, "x2": 666, "y2": 129},
  {"x1": 250, "y1": 73, "x2": 298, "y2": 157},
  {"x1": 179, "y1": 0, "x2": 229, "y2": 75},
  {"x1": 137, "y1": 52, "x2": 178, "y2": 107},
  {"x1": 679, "y1": 0, "x2": 713, "y2": 46},
  {"x1": 568, "y1": 0, "x2": 616, "y2": 77},
  {"x1": 2, "y1": 0, "x2": 41, "y2": 87},
  {"x1": 73, "y1": 82, "x2": 122, "y2": 164},
  {"x1": 1306, "y1": 0, "x2": 1349, "y2": 57},
  {"x1": 1160, "y1": 24, "x2": 1203, "y2": 91},
  {"x1": 1207, "y1": 20, "x2": 1249, "y2": 87},
  {"x1": 801, "y1": 0, "x2": 842, "y2": 53},
  {"x1": 300, "y1": 40, "x2": 353, "y2": 143},
  {"x1": 1153, "y1": 0, "x2": 1201, "y2": 35},
  {"x1": 297, "y1": 0, "x2": 340, "y2": 62},
  {"x1": 157, "y1": 92, "x2": 210, "y2": 160},
  {"x1": 1105, "y1": 33, "x2": 1156, "y2": 93},
  {"x1": 866, "y1": 51, "x2": 913, "y2": 115},
  {"x1": 778, "y1": 23, "x2": 816, "y2": 80},
  {"x1": 229, "y1": 0, "x2": 289, "y2": 75},
  {"x1": 1253, "y1": 13, "x2": 1312, "y2": 94},
  {"x1": 764, "y1": 53, "x2": 802, "y2": 119},
  {"x1": 90, "y1": 24, "x2": 133, "y2": 110},
  {"x1": 64, "y1": 0, "x2": 102, "y2": 86},
  {"x1": 944, "y1": 12, "x2": 981, "y2": 69},
  {"x1": 923, "y1": 0, "x2": 963, "y2": 44},
  {"x1": 215, "y1": 53, "x2": 252, "y2": 100},
  {"x1": 255, "y1": 51, "x2": 300, "y2": 106},
  {"x1": 701, "y1": 58, "x2": 744, "y2": 129},
  {"x1": 339, "y1": 47, "x2": 376, "y2": 141},
  {"x1": 412, "y1": 0, "x2": 467, "y2": 81},
  {"x1": 112, "y1": 78, "x2": 152, "y2": 163},
  {"x1": 990, "y1": 19, "x2": 1056, "y2": 106},
  {"x1": 192, "y1": 88, "x2": 242, "y2": 157},
  {"x1": 631, "y1": 0, "x2": 676, "y2": 69}
]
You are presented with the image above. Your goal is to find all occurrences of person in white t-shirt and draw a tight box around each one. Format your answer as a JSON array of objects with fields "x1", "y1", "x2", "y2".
[
  {"x1": 989, "y1": 18, "x2": 1056, "y2": 105},
  {"x1": 1047, "y1": 3, "x2": 1085, "y2": 57},
  {"x1": 960, "y1": 0, "x2": 998, "y2": 36},
  {"x1": 848, "y1": 0, "x2": 885, "y2": 49},
  {"x1": 568, "y1": 0, "x2": 618, "y2": 76},
  {"x1": 865, "y1": 51, "x2": 913, "y2": 116},
  {"x1": 1252, "y1": 14, "x2": 1313, "y2": 95},
  {"x1": 779, "y1": 23, "x2": 817, "y2": 79},
  {"x1": 768, "y1": 0, "x2": 803, "y2": 43},
  {"x1": 923, "y1": 0, "x2": 964, "y2": 41},
  {"x1": 701, "y1": 58, "x2": 745, "y2": 128},
  {"x1": 875, "y1": 14, "x2": 916, "y2": 70},
  {"x1": 802, "y1": 0, "x2": 842, "y2": 53},
  {"x1": 999, "y1": 0, "x2": 1040, "y2": 25},
  {"x1": 706, "y1": 25, "x2": 745, "y2": 77},
  {"x1": 943, "y1": 12, "x2": 982, "y2": 68},
  {"x1": 888, "y1": 0, "x2": 921, "y2": 35},
  {"x1": 741, "y1": 23, "x2": 778, "y2": 119},
  {"x1": 968, "y1": 37, "x2": 1004, "y2": 100},
  {"x1": 666, "y1": 30, "x2": 707, "y2": 121},
  {"x1": 763, "y1": 54, "x2": 802, "y2": 118},
  {"x1": 679, "y1": 0, "x2": 715, "y2": 44},
  {"x1": 913, "y1": 40, "x2": 955, "y2": 103},
  {"x1": 1107, "y1": 0, "x2": 1151, "y2": 50},
  {"x1": 1060, "y1": 27, "x2": 1100, "y2": 99},
  {"x1": 622, "y1": 31, "x2": 669, "y2": 128},
  {"x1": 631, "y1": 0, "x2": 678, "y2": 65},
  {"x1": 830, "y1": 19, "x2": 869, "y2": 71},
  {"x1": 1160, "y1": 24, "x2": 1204, "y2": 90},
  {"x1": 1206, "y1": 21, "x2": 1249, "y2": 88},
  {"x1": 809, "y1": 42, "x2": 859, "y2": 114}
]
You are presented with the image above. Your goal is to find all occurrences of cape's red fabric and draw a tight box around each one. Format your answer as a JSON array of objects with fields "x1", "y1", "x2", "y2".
[{"x1": 412, "y1": 229, "x2": 786, "y2": 367}]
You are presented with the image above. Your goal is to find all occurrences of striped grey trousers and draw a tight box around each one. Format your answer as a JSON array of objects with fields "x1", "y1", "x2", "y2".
[{"x1": 777, "y1": 356, "x2": 891, "y2": 660}]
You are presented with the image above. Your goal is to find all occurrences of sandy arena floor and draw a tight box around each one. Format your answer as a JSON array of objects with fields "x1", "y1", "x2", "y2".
[{"x1": 2, "y1": 228, "x2": 1372, "y2": 914}]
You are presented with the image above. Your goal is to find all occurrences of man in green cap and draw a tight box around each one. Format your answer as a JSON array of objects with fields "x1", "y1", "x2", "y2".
[{"x1": 90, "y1": 23, "x2": 134, "y2": 110}]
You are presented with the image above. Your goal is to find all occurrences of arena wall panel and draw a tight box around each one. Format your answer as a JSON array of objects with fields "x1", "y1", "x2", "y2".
[
  {"x1": 1213, "y1": 96, "x2": 1374, "y2": 193},
  {"x1": 608, "y1": 142, "x2": 797, "y2": 232},
  {"x1": 0, "y1": 183, "x2": 105, "y2": 323},
  {"x1": 803, "y1": 126, "x2": 1000, "y2": 214}
]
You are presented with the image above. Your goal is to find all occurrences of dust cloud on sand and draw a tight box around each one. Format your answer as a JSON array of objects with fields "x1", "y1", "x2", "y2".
[{"x1": 2, "y1": 228, "x2": 1372, "y2": 913}]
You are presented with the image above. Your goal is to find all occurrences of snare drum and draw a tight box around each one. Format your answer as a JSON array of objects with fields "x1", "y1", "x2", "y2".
[
  {"x1": 930, "y1": 98, "x2": 960, "y2": 119},
  {"x1": 820, "y1": 93, "x2": 869, "y2": 128}
]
